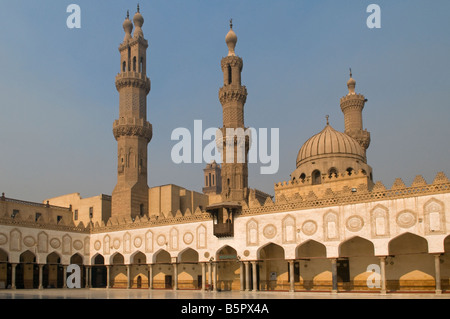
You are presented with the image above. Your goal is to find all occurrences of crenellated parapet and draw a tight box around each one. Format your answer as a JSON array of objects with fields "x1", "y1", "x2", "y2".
[
  {"x1": 113, "y1": 117, "x2": 153, "y2": 142},
  {"x1": 115, "y1": 72, "x2": 151, "y2": 94}
]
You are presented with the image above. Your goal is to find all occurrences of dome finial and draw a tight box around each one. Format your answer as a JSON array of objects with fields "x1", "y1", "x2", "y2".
[
  {"x1": 137, "y1": 3, "x2": 140, "y2": 13},
  {"x1": 347, "y1": 68, "x2": 356, "y2": 95},
  {"x1": 326, "y1": 115, "x2": 330, "y2": 126},
  {"x1": 127, "y1": 10, "x2": 129, "y2": 19},
  {"x1": 225, "y1": 19, "x2": 237, "y2": 56},
  {"x1": 349, "y1": 67, "x2": 352, "y2": 78},
  {"x1": 230, "y1": 18, "x2": 233, "y2": 29}
]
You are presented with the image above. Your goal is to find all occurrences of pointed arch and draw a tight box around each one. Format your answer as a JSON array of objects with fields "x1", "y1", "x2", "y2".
[
  {"x1": 388, "y1": 232, "x2": 428, "y2": 255},
  {"x1": 339, "y1": 236, "x2": 375, "y2": 257},
  {"x1": 178, "y1": 248, "x2": 199, "y2": 263},
  {"x1": 131, "y1": 251, "x2": 146, "y2": 264},
  {"x1": 153, "y1": 249, "x2": 171, "y2": 264},
  {"x1": 296, "y1": 240, "x2": 327, "y2": 258},
  {"x1": 111, "y1": 252, "x2": 125, "y2": 265}
]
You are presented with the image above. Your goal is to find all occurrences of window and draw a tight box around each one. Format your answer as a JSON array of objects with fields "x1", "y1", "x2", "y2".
[
  {"x1": 300, "y1": 173, "x2": 306, "y2": 182},
  {"x1": 140, "y1": 57, "x2": 143, "y2": 72},
  {"x1": 328, "y1": 168, "x2": 338, "y2": 178},
  {"x1": 205, "y1": 175, "x2": 208, "y2": 187},
  {"x1": 312, "y1": 170, "x2": 321, "y2": 185},
  {"x1": 212, "y1": 174, "x2": 215, "y2": 186},
  {"x1": 35, "y1": 212, "x2": 41, "y2": 222},
  {"x1": 122, "y1": 61, "x2": 126, "y2": 72},
  {"x1": 227, "y1": 65, "x2": 232, "y2": 84},
  {"x1": 74, "y1": 209, "x2": 78, "y2": 221},
  {"x1": 346, "y1": 167, "x2": 354, "y2": 176},
  {"x1": 133, "y1": 56, "x2": 136, "y2": 71},
  {"x1": 140, "y1": 204, "x2": 144, "y2": 217},
  {"x1": 209, "y1": 173, "x2": 212, "y2": 188},
  {"x1": 11, "y1": 209, "x2": 19, "y2": 219},
  {"x1": 89, "y1": 207, "x2": 94, "y2": 219},
  {"x1": 57, "y1": 216, "x2": 63, "y2": 223}
]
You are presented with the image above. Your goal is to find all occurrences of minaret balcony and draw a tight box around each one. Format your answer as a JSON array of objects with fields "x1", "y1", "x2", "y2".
[
  {"x1": 115, "y1": 72, "x2": 150, "y2": 93},
  {"x1": 113, "y1": 118, "x2": 153, "y2": 142}
]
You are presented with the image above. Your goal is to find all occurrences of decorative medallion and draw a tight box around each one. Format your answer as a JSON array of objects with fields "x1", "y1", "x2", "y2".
[
  {"x1": 204, "y1": 252, "x2": 210, "y2": 258},
  {"x1": 396, "y1": 211, "x2": 417, "y2": 228},
  {"x1": 346, "y1": 216, "x2": 364, "y2": 232},
  {"x1": 23, "y1": 236, "x2": 36, "y2": 247},
  {"x1": 0, "y1": 233, "x2": 7, "y2": 245},
  {"x1": 302, "y1": 220, "x2": 318, "y2": 236},
  {"x1": 113, "y1": 239, "x2": 121, "y2": 249},
  {"x1": 263, "y1": 224, "x2": 277, "y2": 239},
  {"x1": 157, "y1": 235, "x2": 166, "y2": 246},
  {"x1": 94, "y1": 240, "x2": 101, "y2": 251},
  {"x1": 183, "y1": 232, "x2": 194, "y2": 245},
  {"x1": 134, "y1": 236, "x2": 142, "y2": 248},
  {"x1": 243, "y1": 250, "x2": 250, "y2": 257},
  {"x1": 73, "y1": 240, "x2": 83, "y2": 250},
  {"x1": 50, "y1": 238, "x2": 61, "y2": 249}
]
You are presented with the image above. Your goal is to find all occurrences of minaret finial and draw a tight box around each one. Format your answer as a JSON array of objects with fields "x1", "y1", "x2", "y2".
[
  {"x1": 230, "y1": 18, "x2": 233, "y2": 29},
  {"x1": 127, "y1": 10, "x2": 129, "y2": 19},
  {"x1": 326, "y1": 115, "x2": 330, "y2": 126},
  {"x1": 349, "y1": 68, "x2": 352, "y2": 78},
  {"x1": 137, "y1": 3, "x2": 140, "y2": 13}
]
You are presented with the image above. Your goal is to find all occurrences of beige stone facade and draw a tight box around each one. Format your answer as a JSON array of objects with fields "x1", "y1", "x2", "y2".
[{"x1": 0, "y1": 9, "x2": 449, "y2": 294}]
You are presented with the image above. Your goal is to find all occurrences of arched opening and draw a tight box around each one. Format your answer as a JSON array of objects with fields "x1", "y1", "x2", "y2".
[
  {"x1": 17, "y1": 251, "x2": 38, "y2": 289},
  {"x1": 312, "y1": 170, "x2": 321, "y2": 185},
  {"x1": 346, "y1": 167, "x2": 354, "y2": 176},
  {"x1": 153, "y1": 250, "x2": 172, "y2": 289},
  {"x1": 91, "y1": 254, "x2": 106, "y2": 288},
  {"x1": 139, "y1": 57, "x2": 144, "y2": 73},
  {"x1": 442, "y1": 236, "x2": 450, "y2": 292},
  {"x1": 338, "y1": 237, "x2": 378, "y2": 291},
  {"x1": 227, "y1": 65, "x2": 232, "y2": 84},
  {"x1": 122, "y1": 61, "x2": 126, "y2": 72},
  {"x1": 70, "y1": 253, "x2": 85, "y2": 288},
  {"x1": 133, "y1": 56, "x2": 137, "y2": 71},
  {"x1": 388, "y1": 233, "x2": 434, "y2": 291},
  {"x1": 43, "y1": 252, "x2": 63, "y2": 288},
  {"x1": 328, "y1": 168, "x2": 338, "y2": 178},
  {"x1": 258, "y1": 243, "x2": 286, "y2": 291},
  {"x1": 111, "y1": 253, "x2": 127, "y2": 288},
  {"x1": 216, "y1": 246, "x2": 239, "y2": 291},
  {"x1": 299, "y1": 173, "x2": 306, "y2": 182},
  {"x1": 295, "y1": 240, "x2": 330, "y2": 291},
  {"x1": 0, "y1": 249, "x2": 11, "y2": 289},
  {"x1": 178, "y1": 248, "x2": 200, "y2": 290},
  {"x1": 131, "y1": 251, "x2": 148, "y2": 289}
]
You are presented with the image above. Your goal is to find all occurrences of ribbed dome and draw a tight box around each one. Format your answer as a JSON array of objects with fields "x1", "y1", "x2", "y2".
[{"x1": 296, "y1": 124, "x2": 366, "y2": 167}]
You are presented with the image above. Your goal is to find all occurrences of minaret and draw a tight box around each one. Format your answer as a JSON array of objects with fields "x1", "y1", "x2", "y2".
[
  {"x1": 111, "y1": 6, "x2": 152, "y2": 220},
  {"x1": 218, "y1": 20, "x2": 249, "y2": 203},
  {"x1": 340, "y1": 69, "x2": 371, "y2": 152}
]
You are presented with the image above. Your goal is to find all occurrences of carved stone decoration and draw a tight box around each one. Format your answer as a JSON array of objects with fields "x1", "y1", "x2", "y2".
[
  {"x1": 263, "y1": 224, "x2": 277, "y2": 240},
  {"x1": 370, "y1": 205, "x2": 390, "y2": 238},
  {"x1": 246, "y1": 219, "x2": 259, "y2": 246},
  {"x1": 183, "y1": 232, "x2": 194, "y2": 245},
  {"x1": 282, "y1": 215, "x2": 296, "y2": 243},
  {"x1": 94, "y1": 240, "x2": 101, "y2": 251},
  {"x1": 23, "y1": 236, "x2": 36, "y2": 248},
  {"x1": 134, "y1": 236, "x2": 142, "y2": 248},
  {"x1": 346, "y1": 215, "x2": 364, "y2": 232},
  {"x1": 157, "y1": 235, "x2": 166, "y2": 247},
  {"x1": 62, "y1": 235, "x2": 72, "y2": 255},
  {"x1": 113, "y1": 238, "x2": 121, "y2": 250},
  {"x1": 10, "y1": 229, "x2": 21, "y2": 252},
  {"x1": 196, "y1": 224, "x2": 207, "y2": 249},
  {"x1": 84, "y1": 237, "x2": 90, "y2": 255},
  {"x1": 243, "y1": 250, "x2": 250, "y2": 257},
  {"x1": 323, "y1": 211, "x2": 339, "y2": 241},
  {"x1": 37, "y1": 232, "x2": 48, "y2": 253},
  {"x1": 302, "y1": 220, "x2": 318, "y2": 236},
  {"x1": 73, "y1": 240, "x2": 83, "y2": 250},
  {"x1": 396, "y1": 211, "x2": 417, "y2": 229},
  {"x1": 123, "y1": 232, "x2": 131, "y2": 254},
  {"x1": 145, "y1": 231, "x2": 153, "y2": 253},
  {"x1": 103, "y1": 235, "x2": 110, "y2": 255},
  {"x1": 50, "y1": 238, "x2": 61, "y2": 249},
  {"x1": 424, "y1": 198, "x2": 446, "y2": 235},
  {"x1": 170, "y1": 228, "x2": 179, "y2": 251},
  {"x1": 0, "y1": 233, "x2": 7, "y2": 245}
]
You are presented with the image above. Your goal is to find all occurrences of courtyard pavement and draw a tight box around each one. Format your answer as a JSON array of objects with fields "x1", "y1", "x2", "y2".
[{"x1": 0, "y1": 288, "x2": 448, "y2": 299}]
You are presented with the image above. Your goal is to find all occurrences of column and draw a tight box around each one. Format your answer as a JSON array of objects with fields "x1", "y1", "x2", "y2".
[
  {"x1": 240, "y1": 262, "x2": 245, "y2": 291},
  {"x1": 379, "y1": 256, "x2": 386, "y2": 294},
  {"x1": 63, "y1": 265, "x2": 68, "y2": 288},
  {"x1": 126, "y1": 264, "x2": 131, "y2": 289},
  {"x1": 245, "y1": 262, "x2": 250, "y2": 291},
  {"x1": 148, "y1": 264, "x2": 153, "y2": 289},
  {"x1": 106, "y1": 265, "x2": 111, "y2": 289},
  {"x1": 289, "y1": 260, "x2": 295, "y2": 292},
  {"x1": 331, "y1": 258, "x2": 338, "y2": 294},
  {"x1": 435, "y1": 254, "x2": 442, "y2": 294},
  {"x1": 201, "y1": 262, "x2": 206, "y2": 291},
  {"x1": 213, "y1": 262, "x2": 218, "y2": 292},
  {"x1": 11, "y1": 263, "x2": 16, "y2": 289},
  {"x1": 208, "y1": 262, "x2": 212, "y2": 291},
  {"x1": 251, "y1": 261, "x2": 258, "y2": 292},
  {"x1": 38, "y1": 264, "x2": 44, "y2": 290},
  {"x1": 85, "y1": 266, "x2": 90, "y2": 288},
  {"x1": 173, "y1": 262, "x2": 178, "y2": 290}
]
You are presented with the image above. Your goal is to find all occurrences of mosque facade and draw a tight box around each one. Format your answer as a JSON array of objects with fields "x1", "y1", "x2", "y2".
[{"x1": 0, "y1": 8, "x2": 449, "y2": 294}]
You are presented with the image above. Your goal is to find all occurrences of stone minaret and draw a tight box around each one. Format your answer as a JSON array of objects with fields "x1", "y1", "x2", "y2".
[
  {"x1": 218, "y1": 20, "x2": 249, "y2": 203},
  {"x1": 112, "y1": 7, "x2": 152, "y2": 220},
  {"x1": 340, "y1": 69, "x2": 371, "y2": 153}
]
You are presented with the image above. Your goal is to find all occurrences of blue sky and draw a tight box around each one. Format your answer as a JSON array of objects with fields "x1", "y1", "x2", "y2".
[{"x1": 0, "y1": 0, "x2": 449, "y2": 202}]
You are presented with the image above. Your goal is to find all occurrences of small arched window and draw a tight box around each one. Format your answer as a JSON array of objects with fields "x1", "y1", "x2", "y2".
[
  {"x1": 312, "y1": 170, "x2": 321, "y2": 185},
  {"x1": 122, "y1": 61, "x2": 126, "y2": 72},
  {"x1": 346, "y1": 167, "x2": 354, "y2": 176},
  {"x1": 328, "y1": 168, "x2": 338, "y2": 178},
  {"x1": 300, "y1": 173, "x2": 306, "y2": 182},
  {"x1": 140, "y1": 203, "x2": 144, "y2": 217},
  {"x1": 133, "y1": 57, "x2": 137, "y2": 71},
  {"x1": 227, "y1": 65, "x2": 232, "y2": 84},
  {"x1": 140, "y1": 57, "x2": 144, "y2": 72}
]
